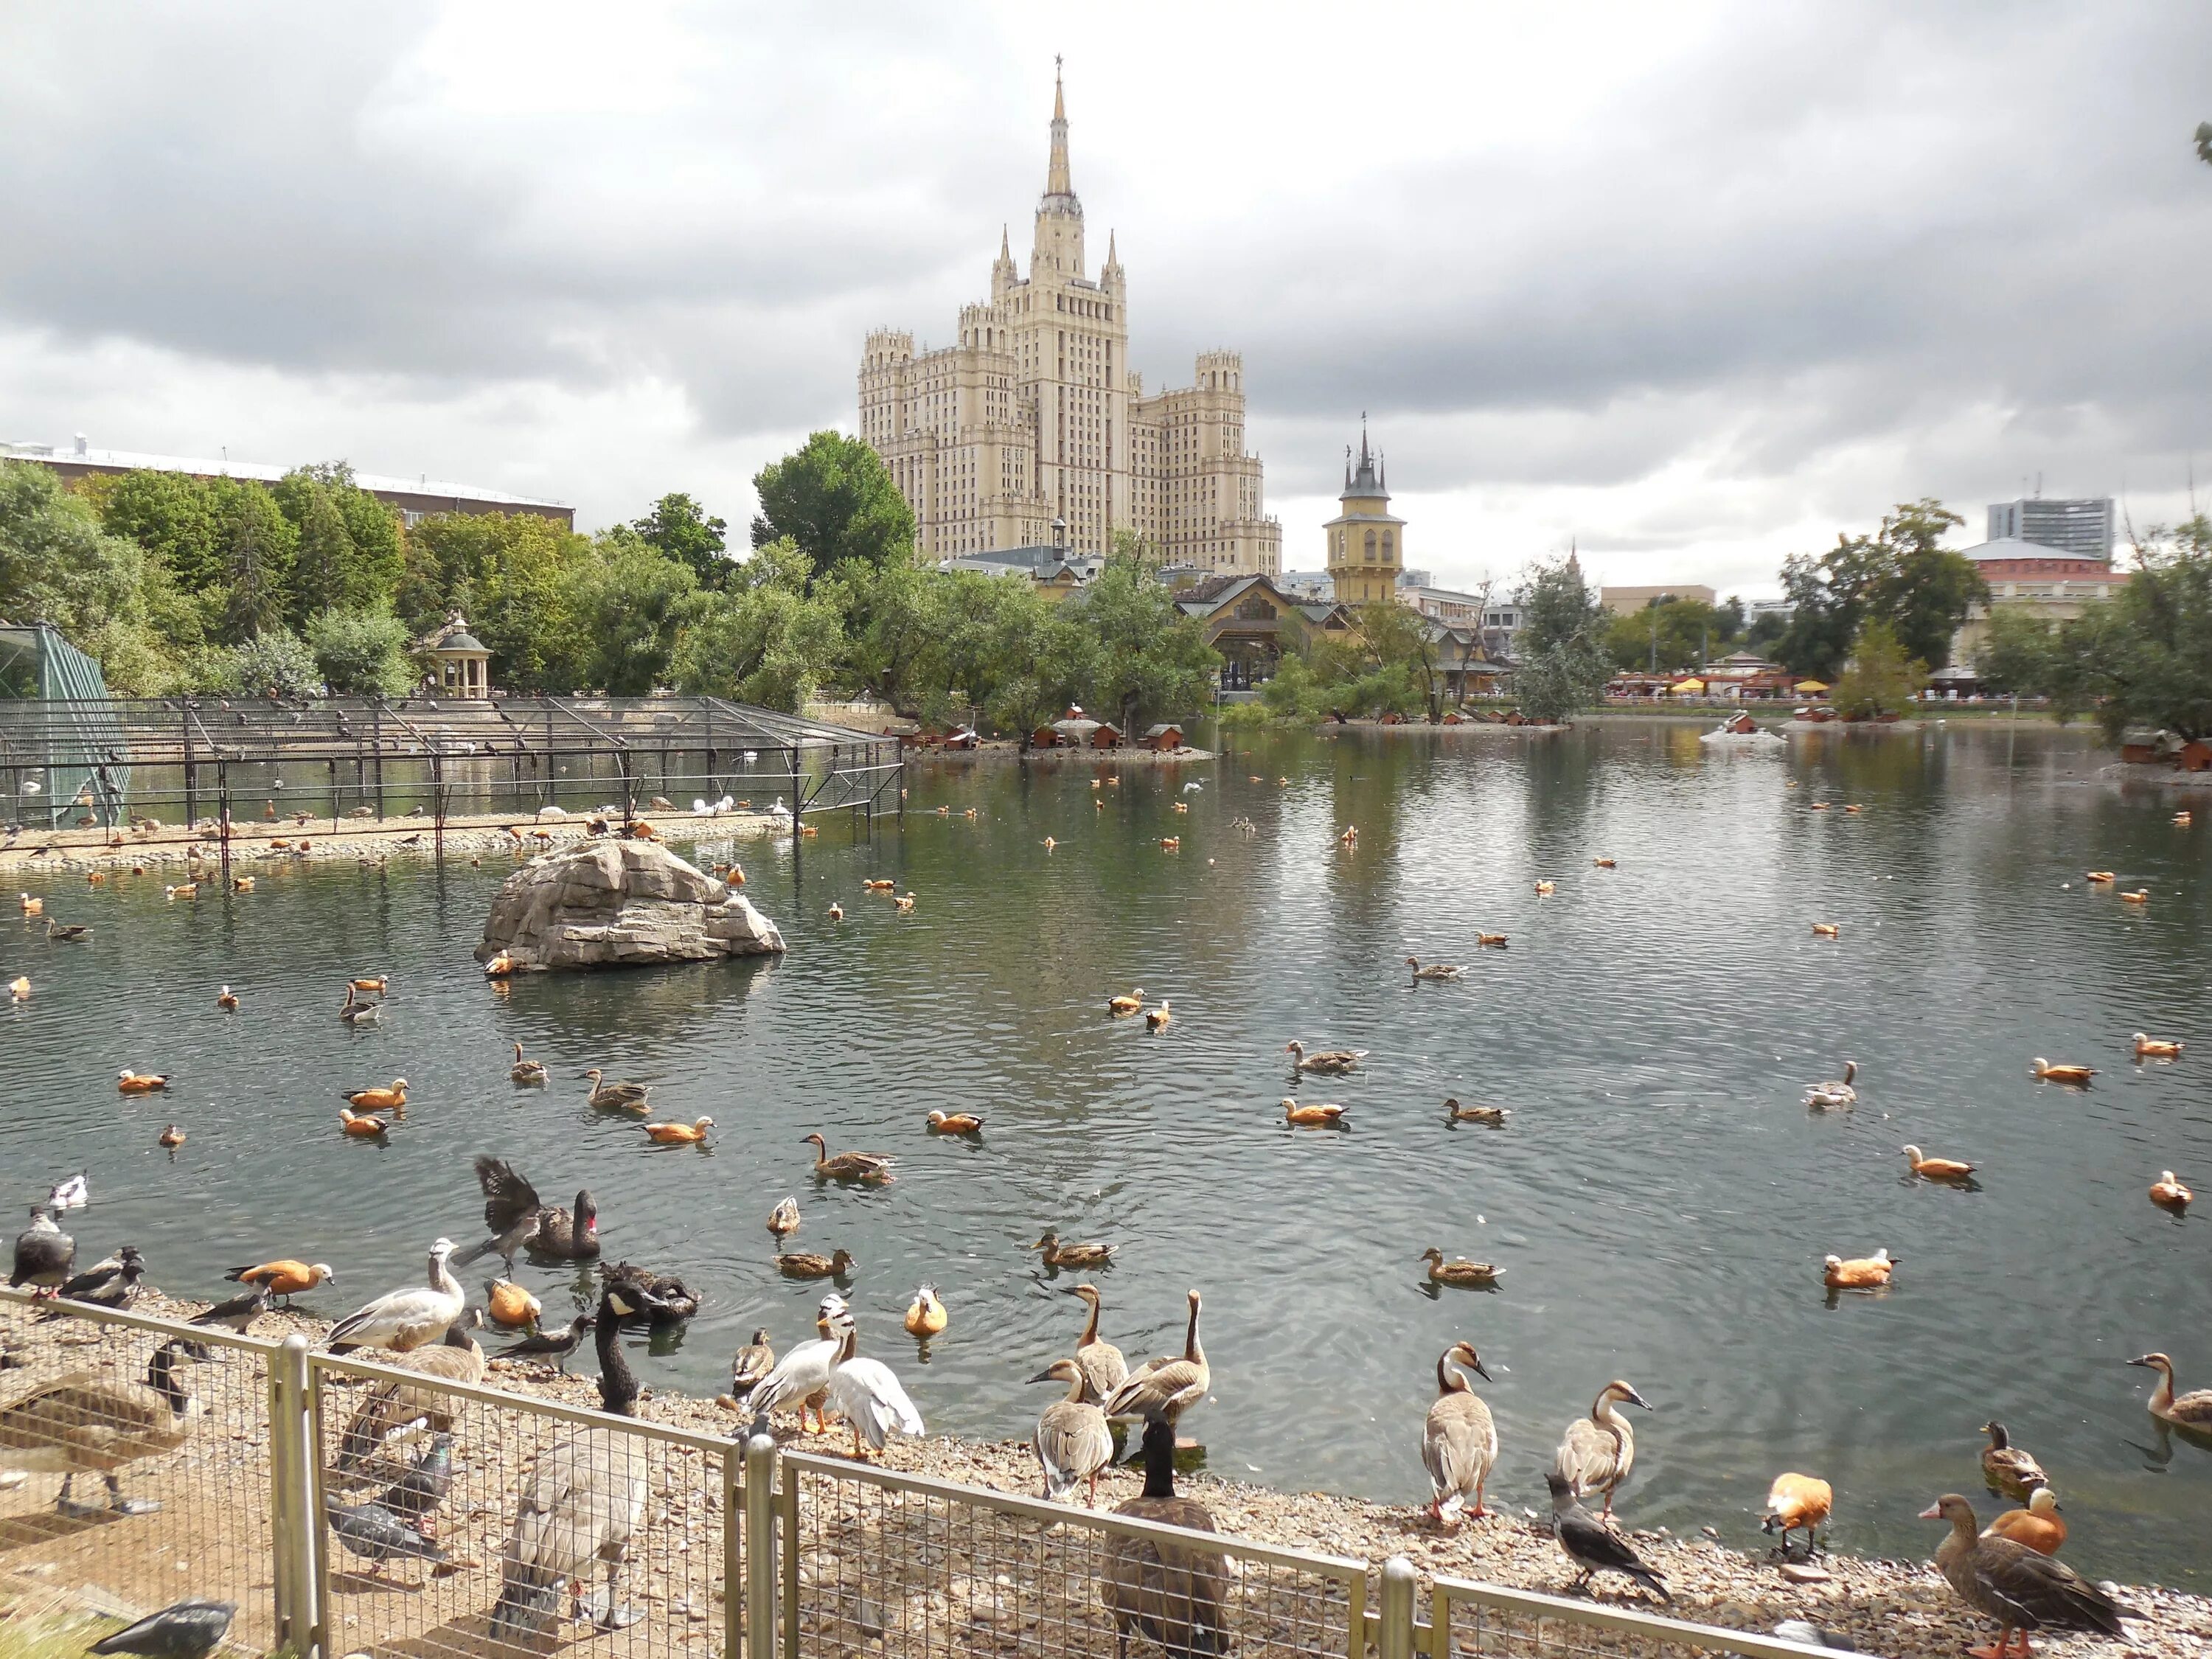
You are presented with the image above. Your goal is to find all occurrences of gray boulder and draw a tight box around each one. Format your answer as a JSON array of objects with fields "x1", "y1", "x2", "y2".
[{"x1": 475, "y1": 838, "x2": 784, "y2": 972}]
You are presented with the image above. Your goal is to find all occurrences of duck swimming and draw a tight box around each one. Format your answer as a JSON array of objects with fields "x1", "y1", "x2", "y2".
[
  {"x1": 1107, "y1": 987, "x2": 1146, "y2": 1015},
  {"x1": 1904, "y1": 1144, "x2": 1975, "y2": 1183},
  {"x1": 509, "y1": 1043, "x2": 547, "y2": 1085},
  {"x1": 342, "y1": 1079, "x2": 408, "y2": 1113},
  {"x1": 117, "y1": 1070, "x2": 172, "y2": 1095},
  {"x1": 2149, "y1": 1170, "x2": 2193, "y2": 1211},
  {"x1": 2129, "y1": 1352, "x2": 2212, "y2": 1429},
  {"x1": 2132, "y1": 1032, "x2": 2183, "y2": 1060},
  {"x1": 767, "y1": 1196, "x2": 800, "y2": 1239},
  {"x1": 926, "y1": 1110, "x2": 984, "y2": 1135},
  {"x1": 1444, "y1": 1099, "x2": 1509, "y2": 1127},
  {"x1": 2028, "y1": 1058, "x2": 2093, "y2": 1085},
  {"x1": 1421, "y1": 1248, "x2": 1501, "y2": 1289},
  {"x1": 1030, "y1": 1231, "x2": 1116, "y2": 1269},
  {"x1": 1823, "y1": 1249, "x2": 1897, "y2": 1290},
  {"x1": 1145, "y1": 1001, "x2": 1172, "y2": 1031},
  {"x1": 642, "y1": 1117, "x2": 714, "y2": 1146},
  {"x1": 1282, "y1": 1099, "x2": 1349, "y2": 1127},
  {"x1": 1405, "y1": 957, "x2": 1464, "y2": 981},
  {"x1": 1804, "y1": 1060, "x2": 1857, "y2": 1109},
  {"x1": 903, "y1": 1283, "x2": 948, "y2": 1338},
  {"x1": 580, "y1": 1068, "x2": 651, "y2": 1111},
  {"x1": 1286, "y1": 1040, "x2": 1367, "y2": 1074},
  {"x1": 802, "y1": 1133, "x2": 894, "y2": 1184},
  {"x1": 1809, "y1": 922, "x2": 1840, "y2": 938},
  {"x1": 338, "y1": 1110, "x2": 390, "y2": 1138}
]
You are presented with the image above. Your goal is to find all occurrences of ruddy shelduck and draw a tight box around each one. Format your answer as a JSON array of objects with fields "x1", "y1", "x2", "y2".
[
  {"x1": 2028, "y1": 1058, "x2": 2094, "y2": 1085},
  {"x1": 643, "y1": 1117, "x2": 714, "y2": 1145},
  {"x1": 1761, "y1": 1472, "x2": 1833, "y2": 1557},
  {"x1": 894, "y1": 892, "x2": 916, "y2": 913},
  {"x1": 1282, "y1": 1099, "x2": 1349, "y2": 1127},
  {"x1": 117, "y1": 1069, "x2": 172, "y2": 1094},
  {"x1": 1903, "y1": 1144, "x2": 1975, "y2": 1183},
  {"x1": 904, "y1": 1283, "x2": 949, "y2": 1338},
  {"x1": 2121, "y1": 888, "x2": 2150, "y2": 904},
  {"x1": 926, "y1": 1110, "x2": 984, "y2": 1135},
  {"x1": 216, "y1": 985, "x2": 239, "y2": 1012},
  {"x1": 1107, "y1": 987, "x2": 1145, "y2": 1015},
  {"x1": 1983, "y1": 1486, "x2": 2065, "y2": 1557},
  {"x1": 2149, "y1": 1170, "x2": 2193, "y2": 1211},
  {"x1": 7, "y1": 975, "x2": 27, "y2": 1001},
  {"x1": 1533, "y1": 880, "x2": 1556, "y2": 895},
  {"x1": 338, "y1": 1108, "x2": 389, "y2": 1138},
  {"x1": 1145, "y1": 1000, "x2": 1172, "y2": 1031},
  {"x1": 18, "y1": 893, "x2": 41, "y2": 916},
  {"x1": 1823, "y1": 1248, "x2": 1897, "y2": 1290},
  {"x1": 341, "y1": 1079, "x2": 408, "y2": 1112},
  {"x1": 2084, "y1": 870, "x2": 2115, "y2": 883},
  {"x1": 2132, "y1": 1032, "x2": 2183, "y2": 1060},
  {"x1": 1810, "y1": 922, "x2": 1840, "y2": 938},
  {"x1": 158, "y1": 1124, "x2": 186, "y2": 1150}
]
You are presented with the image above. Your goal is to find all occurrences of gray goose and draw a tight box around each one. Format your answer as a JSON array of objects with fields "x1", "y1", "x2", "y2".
[
  {"x1": 1423, "y1": 1341, "x2": 1498, "y2": 1527},
  {"x1": 1066, "y1": 1284, "x2": 1128, "y2": 1405},
  {"x1": 1921, "y1": 1492, "x2": 2129, "y2": 1656},
  {"x1": 1029, "y1": 1357, "x2": 1113, "y2": 1506},
  {"x1": 1553, "y1": 1380, "x2": 1649, "y2": 1516}
]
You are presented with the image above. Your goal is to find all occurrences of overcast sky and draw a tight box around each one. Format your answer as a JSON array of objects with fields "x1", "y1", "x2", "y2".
[{"x1": 4, "y1": 1, "x2": 2208, "y2": 597}]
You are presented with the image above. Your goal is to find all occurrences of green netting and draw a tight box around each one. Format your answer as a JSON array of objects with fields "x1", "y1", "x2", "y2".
[{"x1": 0, "y1": 622, "x2": 129, "y2": 827}]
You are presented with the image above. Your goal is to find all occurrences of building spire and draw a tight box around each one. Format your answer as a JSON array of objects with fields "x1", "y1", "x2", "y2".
[{"x1": 1045, "y1": 55, "x2": 1074, "y2": 198}]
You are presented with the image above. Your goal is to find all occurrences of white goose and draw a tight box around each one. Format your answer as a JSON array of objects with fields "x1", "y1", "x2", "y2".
[
  {"x1": 324, "y1": 1239, "x2": 465, "y2": 1352},
  {"x1": 742, "y1": 1295, "x2": 848, "y2": 1434},
  {"x1": 827, "y1": 1310, "x2": 924, "y2": 1458},
  {"x1": 1803, "y1": 1060, "x2": 1858, "y2": 1110}
]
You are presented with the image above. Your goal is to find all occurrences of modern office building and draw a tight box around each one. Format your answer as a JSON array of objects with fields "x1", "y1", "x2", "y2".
[{"x1": 1984, "y1": 497, "x2": 2113, "y2": 560}]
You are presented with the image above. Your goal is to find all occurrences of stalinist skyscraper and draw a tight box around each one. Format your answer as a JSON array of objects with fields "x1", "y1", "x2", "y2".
[{"x1": 858, "y1": 67, "x2": 1279, "y2": 574}]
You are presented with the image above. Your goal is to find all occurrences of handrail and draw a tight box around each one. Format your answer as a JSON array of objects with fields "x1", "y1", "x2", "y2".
[{"x1": 1427, "y1": 1573, "x2": 1847, "y2": 1658}]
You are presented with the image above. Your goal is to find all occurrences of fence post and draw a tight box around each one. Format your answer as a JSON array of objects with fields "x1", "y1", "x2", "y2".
[
  {"x1": 744, "y1": 1433, "x2": 779, "y2": 1658},
  {"x1": 1377, "y1": 1555, "x2": 1417, "y2": 1659},
  {"x1": 722, "y1": 1444, "x2": 744, "y2": 1659},
  {"x1": 270, "y1": 1335, "x2": 321, "y2": 1658}
]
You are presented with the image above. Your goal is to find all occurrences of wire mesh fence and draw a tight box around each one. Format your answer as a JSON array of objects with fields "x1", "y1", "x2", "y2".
[
  {"x1": 0, "y1": 1293, "x2": 279, "y2": 1652},
  {"x1": 1427, "y1": 1578, "x2": 1835, "y2": 1659},
  {"x1": 307, "y1": 1351, "x2": 736, "y2": 1659},
  {"x1": 776, "y1": 1447, "x2": 1368, "y2": 1659}
]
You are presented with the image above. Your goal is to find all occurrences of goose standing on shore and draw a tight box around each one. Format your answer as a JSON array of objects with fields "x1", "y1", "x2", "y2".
[
  {"x1": 324, "y1": 1239, "x2": 464, "y2": 1353},
  {"x1": 1104, "y1": 1289, "x2": 1208, "y2": 1425},
  {"x1": 1065, "y1": 1284, "x2": 1128, "y2": 1405},
  {"x1": 1029, "y1": 1357, "x2": 1113, "y2": 1506},
  {"x1": 0, "y1": 1339, "x2": 206, "y2": 1517},
  {"x1": 1423, "y1": 1341, "x2": 1498, "y2": 1527},
  {"x1": 1105, "y1": 1408, "x2": 1232, "y2": 1659},
  {"x1": 742, "y1": 1294, "x2": 849, "y2": 1435},
  {"x1": 827, "y1": 1310, "x2": 924, "y2": 1459},
  {"x1": 490, "y1": 1281, "x2": 664, "y2": 1639},
  {"x1": 1554, "y1": 1380, "x2": 1650, "y2": 1516}
]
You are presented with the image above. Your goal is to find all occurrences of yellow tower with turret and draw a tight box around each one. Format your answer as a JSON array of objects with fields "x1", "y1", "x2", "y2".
[{"x1": 1324, "y1": 420, "x2": 1404, "y2": 606}]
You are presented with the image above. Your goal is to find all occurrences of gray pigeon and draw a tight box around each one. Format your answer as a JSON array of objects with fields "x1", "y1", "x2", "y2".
[
  {"x1": 10, "y1": 1208, "x2": 73, "y2": 1293},
  {"x1": 89, "y1": 1600, "x2": 237, "y2": 1659},
  {"x1": 325, "y1": 1498, "x2": 449, "y2": 1574}
]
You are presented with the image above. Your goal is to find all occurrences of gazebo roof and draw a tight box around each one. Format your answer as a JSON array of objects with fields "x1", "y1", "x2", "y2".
[{"x1": 435, "y1": 632, "x2": 486, "y2": 653}]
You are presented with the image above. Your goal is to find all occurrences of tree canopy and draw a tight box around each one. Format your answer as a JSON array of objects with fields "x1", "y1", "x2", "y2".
[
  {"x1": 1776, "y1": 499, "x2": 1985, "y2": 677},
  {"x1": 1512, "y1": 555, "x2": 1611, "y2": 723},
  {"x1": 633, "y1": 492, "x2": 732, "y2": 588},
  {"x1": 750, "y1": 431, "x2": 915, "y2": 578}
]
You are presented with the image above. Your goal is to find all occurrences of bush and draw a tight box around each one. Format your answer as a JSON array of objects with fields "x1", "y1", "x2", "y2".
[
  {"x1": 225, "y1": 629, "x2": 321, "y2": 698},
  {"x1": 307, "y1": 607, "x2": 414, "y2": 697},
  {"x1": 1833, "y1": 619, "x2": 1927, "y2": 719}
]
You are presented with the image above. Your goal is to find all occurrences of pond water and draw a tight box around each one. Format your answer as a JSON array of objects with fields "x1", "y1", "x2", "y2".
[{"x1": 7, "y1": 720, "x2": 2211, "y2": 1586}]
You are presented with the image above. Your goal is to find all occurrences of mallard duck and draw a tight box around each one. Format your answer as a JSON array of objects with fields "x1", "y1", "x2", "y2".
[
  {"x1": 1823, "y1": 1248, "x2": 1897, "y2": 1290},
  {"x1": 802, "y1": 1133, "x2": 894, "y2": 1183},
  {"x1": 1904, "y1": 1144, "x2": 1975, "y2": 1182},
  {"x1": 1282, "y1": 1099, "x2": 1349, "y2": 1127},
  {"x1": 2121, "y1": 888, "x2": 2150, "y2": 904},
  {"x1": 1102, "y1": 1289, "x2": 1208, "y2": 1422},
  {"x1": 904, "y1": 1282, "x2": 948, "y2": 1337},
  {"x1": 509, "y1": 1043, "x2": 547, "y2": 1085},
  {"x1": 2129, "y1": 1352, "x2": 2212, "y2": 1427},
  {"x1": 1533, "y1": 880, "x2": 1556, "y2": 896},
  {"x1": 1444, "y1": 1099, "x2": 1509, "y2": 1126},
  {"x1": 1031, "y1": 1230, "x2": 1116, "y2": 1269},
  {"x1": 1475, "y1": 933, "x2": 1508, "y2": 948},
  {"x1": 641, "y1": 1116, "x2": 714, "y2": 1145},
  {"x1": 894, "y1": 891, "x2": 916, "y2": 913},
  {"x1": 1145, "y1": 1001, "x2": 1172, "y2": 1031},
  {"x1": 1421, "y1": 1248, "x2": 1502, "y2": 1288},
  {"x1": 767, "y1": 1196, "x2": 801, "y2": 1239},
  {"x1": 2028, "y1": 1058, "x2": 2093, "y2": 1085},
  {"x1": 1108, "y1": 987, "x2": 1146, "y2": 1015},
  {"x1": 776, "y1": 1248, "x2": 855, "y2": 1279},
  {"x1": 2133, "y1": 1032, "x2": 2183, "y2": 1060},
  {"x1": 223, "y1": 1259, "x2": 334, "y2": 1306},
  {"x1": 215, "y1": 985, "x2": 238, "y2": 1012},
  {"x1": 1548, "y1": 1472, "x2": 1670, "y2": 1603},
  {"x1": 338, "y1": 987, "x2": 379, "y2": 1025},
  {"x1": 1285, "y1": 1039, "x2": 1366, "y2": 1074},
  {"x1": 1065, "y1": 1284, "x2": 1127, "y2": 1404},
  {"x1": 489, "y1": 1283, "x2": 658, "y2": 1641},
  {"x1": 1029, "y1": 1357, "x2": 1113, "y2": 1506},
  {"x1": 487, "y1": 1279, "x2": 543, "y2": 1329},
  {"x1": 1980, "y1": 1422, "x2": 2048, "y2": 1501},
  {"x1": 1761, "y1": 1473, "x2": 1832, "y2": 1559},
  {"x1": 1424, "y1": 1341, "x2": 1497, "y2": 1526},
  {"x1": 927, "y1": 1109, "x2": 984, "y2": 1135},
  {"x1": 341, "y1": 1079, "x2": 408, "y2": 1112},
  {"x1": 0, "y1": 1338, "x2": 206, "y2": 1517},
  {"x1": 1921, "y1": 1493, "x2": 2125, "y2": 1657},
  {"x1": 325, "y1": 1239, "x2": 465, "y2": 1352},
  {"x1": 1406, "y1": 957, "x2": 1464, "y2": 980},
  {"x1": 2085, "y1": 870, "x2": 2115, "y2": 883},
  {"x1": 1983, "y1": 1486, "x2": 2065, "y2": 1557},
  {"x1": 1804, "y1": 1059, "x2": 1858, "y2": 1108},
  {"x1": 2149, "y1": 1170, "x2": 2193, "y2": 1211},
  {"x1": 158, "y1": 1124, "x2": 186, "y2": 1150},
  {"x1": 827, "y1": 902, "x2": 844, "y2": 921},
  {"x1": 1809, "y1": 922, "x2": 1840, "y2": 938},
  {"x1": 730, "y1": 1329, "x2": 776, "y2": 1394},
  {"x1": 338, "y1": 1109, "x2": 391, "y2": 1138},
  {"x1": 580, "y1": 1068, "x2": 651, "y2": 1111},
  {"x1": 117, "y1": 1069, "x2": 172, "y2": 1094},
  {"x1": 1553, "y1": 1380, "x2": 1649, "y2": 1515}
]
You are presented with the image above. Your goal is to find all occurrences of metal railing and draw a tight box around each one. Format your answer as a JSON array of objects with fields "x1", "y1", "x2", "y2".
[{"x1": 2, "y1": 1293, "x2": 1848, "y2": 1659}]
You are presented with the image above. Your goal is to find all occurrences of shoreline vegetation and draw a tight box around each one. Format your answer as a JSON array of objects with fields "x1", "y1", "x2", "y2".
[{"x1": 7, "y1": 1288, "x2": 2205, "y2": 1659}]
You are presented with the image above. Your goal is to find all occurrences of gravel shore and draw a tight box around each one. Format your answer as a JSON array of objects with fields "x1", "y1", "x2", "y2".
[{"x1": 14, "y1": 1290, "x2": 2198, "y2": 1659}]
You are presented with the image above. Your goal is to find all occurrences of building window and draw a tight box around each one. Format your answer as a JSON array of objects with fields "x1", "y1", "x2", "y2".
[
  {"x1": 1382, "y1": 533, "x2": 1394, "y2": 563},
  {"x1": 1363, "y1": 530, "x2": 1377, "y2": 563}
]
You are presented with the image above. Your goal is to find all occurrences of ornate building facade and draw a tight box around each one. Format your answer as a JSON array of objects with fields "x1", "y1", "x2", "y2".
[
  {"x1": 1324, "y1": 422, "x2": 1405, "y2": 605},
  {"x1": 858, "y1": 70, "x2": 1279, "y2": 574}
]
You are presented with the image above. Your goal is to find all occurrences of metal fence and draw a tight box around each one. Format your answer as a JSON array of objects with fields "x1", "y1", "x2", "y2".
[{"x1": 2, "y1": 1293, "x2": 1839, "y2": 1659}]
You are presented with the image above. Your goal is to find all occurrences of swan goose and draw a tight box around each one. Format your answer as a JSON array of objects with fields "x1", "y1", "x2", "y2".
[
  {"x1": 1065, "y1": 1284, "x2": 1128, "y2": 1405},
  {"x1": 509, "y1": 1043, "x2": 547, "y2": 1084},
  {"x1": 804, "y1": 1133, "x2": 894, "y2": 1183},
  {"x1": 1804, "y1": 1059, "x2": 1857, "y2": 1108},
  {"x1": 2129, "y1": 1352, "x2": 2212, "y2": 1428},
  {"x1": 580, "y1": 1068, "x2": 651, "y2": 1111},
  {"x1": 1285, "y1": 1040, "x2": 1367, "y2": 1074},
  {"x1": 1552, "y1": 1379, "x2": 1649, "y2": 1515},
  {"x1": 1405, "y1": 957, "x2": 1464, "y2": 980},
  {"x1": 1029, "y1": 1357, "x2": 1113, "y2": 1506},
  {"x1": 1423, "y1": 1341, "x2": 1497, "y2": 1526},
  {"x1": 1102, "y1": 1289, "x2": 1208, "y2": 1423}
]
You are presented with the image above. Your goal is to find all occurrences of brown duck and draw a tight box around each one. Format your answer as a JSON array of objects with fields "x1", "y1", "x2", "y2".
[
  {"x1": 801, "y1": 1133, "x2": 895, "y2": 1184},
  {"x1": 1029, "y1": 1230, "x2": 1116, "y2": 1269},
  {"x1": 1980, "y1": 1422, "x2": 2048, "y2": 1502},
  {"x1": 1921, "y1": 1493, "x2": 2128, "y2": 1658},
  {"x1": 776, "y1": 1249, "x2": 855, "y2": 1280}
]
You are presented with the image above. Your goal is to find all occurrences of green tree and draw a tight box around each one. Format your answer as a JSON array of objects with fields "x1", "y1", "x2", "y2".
[
  {"x1": 981, "y1": 582, "x2": 1099, "y2": 745},
  {"x1": 1512, "y1": 554, "x2": 1610, "y2": 723},
  {"x1": 671, "y1": 538, "x2": 846, "y2": 710},
  {"x1": 1832, "y1": 619, "x2": 1927, "y2": 719},
  {"x1": 1974, "y1": 607, "x2": 2062, "y2": 697},
  {"x1": 215, "y1": 483, "x2": 299, "y2": 645},
  {"x1": 1603, "y1": 597, "x2": 1739, "y2": 672},
  {"x1": 1775, "y1": 500, "x2": 1983, "y2": 675},
  {"x1": 751, "y1": 432, "x2": 915, "y2": 578},
  {"x1": 836, "y1": 560, "x2": 951, "y2": 714},
  {"x1": 1070, "y1": 557, "x2": 1220, "y2": 731},
  {"x1": 402, "y1": 511, "x2": 596, "y2": 689},
  {"x1": 274, "y1": 464, "x2": 403, "y2": 619},
  {"x1": 2050, "y1": 515, "x2": 2212, "y2": 742},
  {"x1": 0, "y1": 460, "x2": 178, "y2": 692},
  {"x1": 568, "y1": 532, "x2": 700, "y2": 695},
  {"x1": 307, "y1": 607, "x2": 414, "y2": 697},
  {"x1": 93, "y1": 470, "x2": 226, "y2": 593},
  {"x1": 633, "y1": 493, "x2": 732, "y2": 588},
  {"x1": 226, "y1": 628, "x2": 320, "y2": 698}
]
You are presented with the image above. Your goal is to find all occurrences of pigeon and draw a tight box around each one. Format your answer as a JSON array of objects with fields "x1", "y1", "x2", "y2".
[
  {"x1": 325, "y1": 1497, "x2": 449, "y2": 1574},
  {"x1": 495, "y1": 1313, "x2": 596, "y2": 1370},
  {"x1": 10, "y1": 1208, "x2": 74, "y2": 1294},
  {"x1": 89, "y1": 1600, "x2": 237, "y2": 1659},
  {"x1": 1773, "y1": 1621, "x2": 1856, "y2": 1650},
  {"x1": 190, "y1": 1281, "x2": 270, "y2": 1335},
  {"x1": 375, "y1": 1432, "x2": 456, "y2": 1529},
  {"x1": 1547, "y1": 1472, "x2": 1669, "y2": 1602}
]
